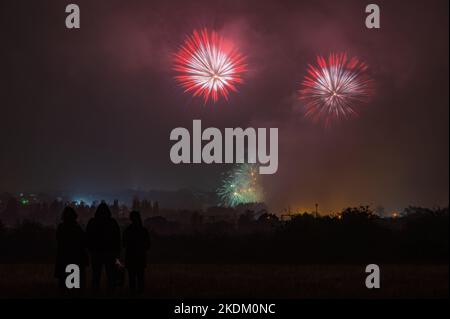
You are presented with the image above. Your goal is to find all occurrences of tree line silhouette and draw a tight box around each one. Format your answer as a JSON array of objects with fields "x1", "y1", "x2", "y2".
[{"x1": 0, "y1": 205, "x2": 448, "y2": 268}]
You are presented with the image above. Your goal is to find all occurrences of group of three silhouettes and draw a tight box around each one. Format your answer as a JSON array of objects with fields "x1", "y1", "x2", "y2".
[{"x1": 55, "y1": 203, "x2": 150, "y2": 295}]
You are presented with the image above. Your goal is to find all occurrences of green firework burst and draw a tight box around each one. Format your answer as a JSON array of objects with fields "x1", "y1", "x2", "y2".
[{"x1": 217, "y1": 163, "x2": 264, "y2": 207}]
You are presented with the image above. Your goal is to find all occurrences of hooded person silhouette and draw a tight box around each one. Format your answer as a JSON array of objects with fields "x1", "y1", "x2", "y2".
[
  {"x1": 55, "y1": 206, "x2": 88, "y2": 291},
  {"x1": 86, "y1": 203, "x2": 121, "y2": 292},
  {"x1": 123, "y1": 211, "x2": 150, "y2": 294}
]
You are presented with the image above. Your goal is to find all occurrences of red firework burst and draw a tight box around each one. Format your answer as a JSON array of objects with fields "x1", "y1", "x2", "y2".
[
  {"x1": 173, "y1": 29, "x2": 247, "y2": 103},
  {"x1": 299, "y1": 53, "x2": 374, "y2": 126}
]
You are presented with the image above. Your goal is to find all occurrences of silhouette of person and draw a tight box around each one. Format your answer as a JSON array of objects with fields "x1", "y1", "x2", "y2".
[
  {"x1": 55, "y1": 206, "x2": 88, "y2": 292},
  {"x1": 123, "y1": 211, "x2": 150, "y2": 294},
  {"x1": 86, "y1": 203, "x2": 121, "y2": 292}
]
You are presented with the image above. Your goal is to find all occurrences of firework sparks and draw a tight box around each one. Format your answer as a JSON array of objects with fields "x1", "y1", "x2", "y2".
[
  {"x1": 217, "y1": 163, "x2": 263, "y2": 207},
  {"x1": 173, "y1": 28, "x2": 247, "y2": 103},
  {"x1": 299, "y1": 53, "x2": 374, "y2": 126}
]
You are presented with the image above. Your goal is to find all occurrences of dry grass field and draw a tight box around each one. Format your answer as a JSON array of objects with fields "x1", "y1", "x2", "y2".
[{"x1": 0, "y1": 263, "x2": 447, "y2": 299}]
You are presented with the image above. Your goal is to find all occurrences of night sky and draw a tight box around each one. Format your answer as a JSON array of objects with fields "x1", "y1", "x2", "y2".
[{"x1": 0, "y1": 0, "x2": 448, "y2": 213}]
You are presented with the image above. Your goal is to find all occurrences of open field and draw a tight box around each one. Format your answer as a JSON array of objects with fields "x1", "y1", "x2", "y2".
[{"x1": 0, "y1": 263, "x2": 448, "y2": 299}]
